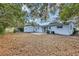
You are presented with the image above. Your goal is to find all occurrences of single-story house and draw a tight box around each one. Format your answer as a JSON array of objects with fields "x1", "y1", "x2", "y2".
[{"x1": 24, "y1": 20, "x2": 76, "y2": 35}]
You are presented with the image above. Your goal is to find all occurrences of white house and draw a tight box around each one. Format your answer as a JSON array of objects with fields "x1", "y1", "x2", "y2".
[
  {"x1": 47, "y1": 21, "x2": 75, "y2": 35},
  {"x1": 24, "y1": 20, "x2": 76, "y2": 35},
  {"x1": 24, "y1": 25, "x2": 44, "y2": 33}
]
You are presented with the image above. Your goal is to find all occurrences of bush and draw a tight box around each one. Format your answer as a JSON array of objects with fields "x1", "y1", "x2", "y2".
[
  {"x1": 18, "y1": 27, "x2": 24, "y2": 32},
  {"x1": 14, "y1": 27, "x2": 24, "y2": 32},
  {"x1": 0, "y1": 24, "x2": 5, "y2": 34}
]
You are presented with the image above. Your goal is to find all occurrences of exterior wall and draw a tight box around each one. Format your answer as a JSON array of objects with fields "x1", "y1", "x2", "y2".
[
  {"x1": 24, "y1": 22, "x2": 75, "y2": 35},
  {"x1": 34, "y1": 26, "x2": 44, "y2": 33},
  {"x1": 24, "y1": 26, "x2": 44, "y2": 33},
  {"x1": 48, "y1": 24, "x2": 74, "y2": 35},
  {"x1": 24, "y1": 26, "x2": 34, "y2": 32}
]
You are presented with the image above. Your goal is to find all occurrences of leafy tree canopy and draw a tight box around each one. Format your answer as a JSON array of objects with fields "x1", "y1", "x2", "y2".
[
  {"x1": 0, "y1": 3, "x2": 24, "y2": 28},
  {"x1": 60, "y1": 4, "x2": 79, "y2": 21}
]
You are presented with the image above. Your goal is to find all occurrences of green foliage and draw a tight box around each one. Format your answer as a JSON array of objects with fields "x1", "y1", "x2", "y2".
[
  {"x1": 0, "y1": 24, "x2": 5, "y2": 34},
  {"x1": 60, "y1": 4, "x2": 79, "y2": 21},
  {"x1": 0, "y1": 3, "x2": 24, "y2": 27},
  {"x1": 0, "y1": 3, "x2": 24, "y2": 34}
]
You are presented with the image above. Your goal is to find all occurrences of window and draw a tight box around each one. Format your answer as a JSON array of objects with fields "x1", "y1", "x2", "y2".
[{"x1": 57, "y1": 25, "x2": 63, "y2": 28}]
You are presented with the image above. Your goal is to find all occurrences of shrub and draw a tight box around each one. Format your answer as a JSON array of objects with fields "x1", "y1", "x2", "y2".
[{"x1": 0, "y1": 24, "x2": 5, "y2": 34}]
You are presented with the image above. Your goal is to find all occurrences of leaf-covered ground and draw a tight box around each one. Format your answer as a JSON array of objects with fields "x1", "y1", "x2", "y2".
[{"x1": 0, "y1": 33, "x2": 79, "y2": 56}]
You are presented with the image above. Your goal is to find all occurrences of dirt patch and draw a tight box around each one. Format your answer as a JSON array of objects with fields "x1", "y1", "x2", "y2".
[{"x1": 0, "y1": 33, "x2": 79, "y2": 56}]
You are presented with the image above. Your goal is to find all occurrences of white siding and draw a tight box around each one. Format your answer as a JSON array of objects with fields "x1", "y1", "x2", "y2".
[
  {"x1": 24, "y1": 26, "x2": 43, "y2": 33},
  {"x1": 24, "y1": 26, "x2": 34, "y2": 32},
  {"x1": 50, "y1": 24, "x2": 74, "y2": 35}
]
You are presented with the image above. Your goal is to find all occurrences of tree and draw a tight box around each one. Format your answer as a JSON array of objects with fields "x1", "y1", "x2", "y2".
[
  {"x1": 0, "y1": 3, "x2": 24, "y2": 33},
  {"x1": 0, "y1": 4, "x2": 24, "y2": 27},
  {"x1": 59, "y1": 4, "x2": 79, "y2": 21}
]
